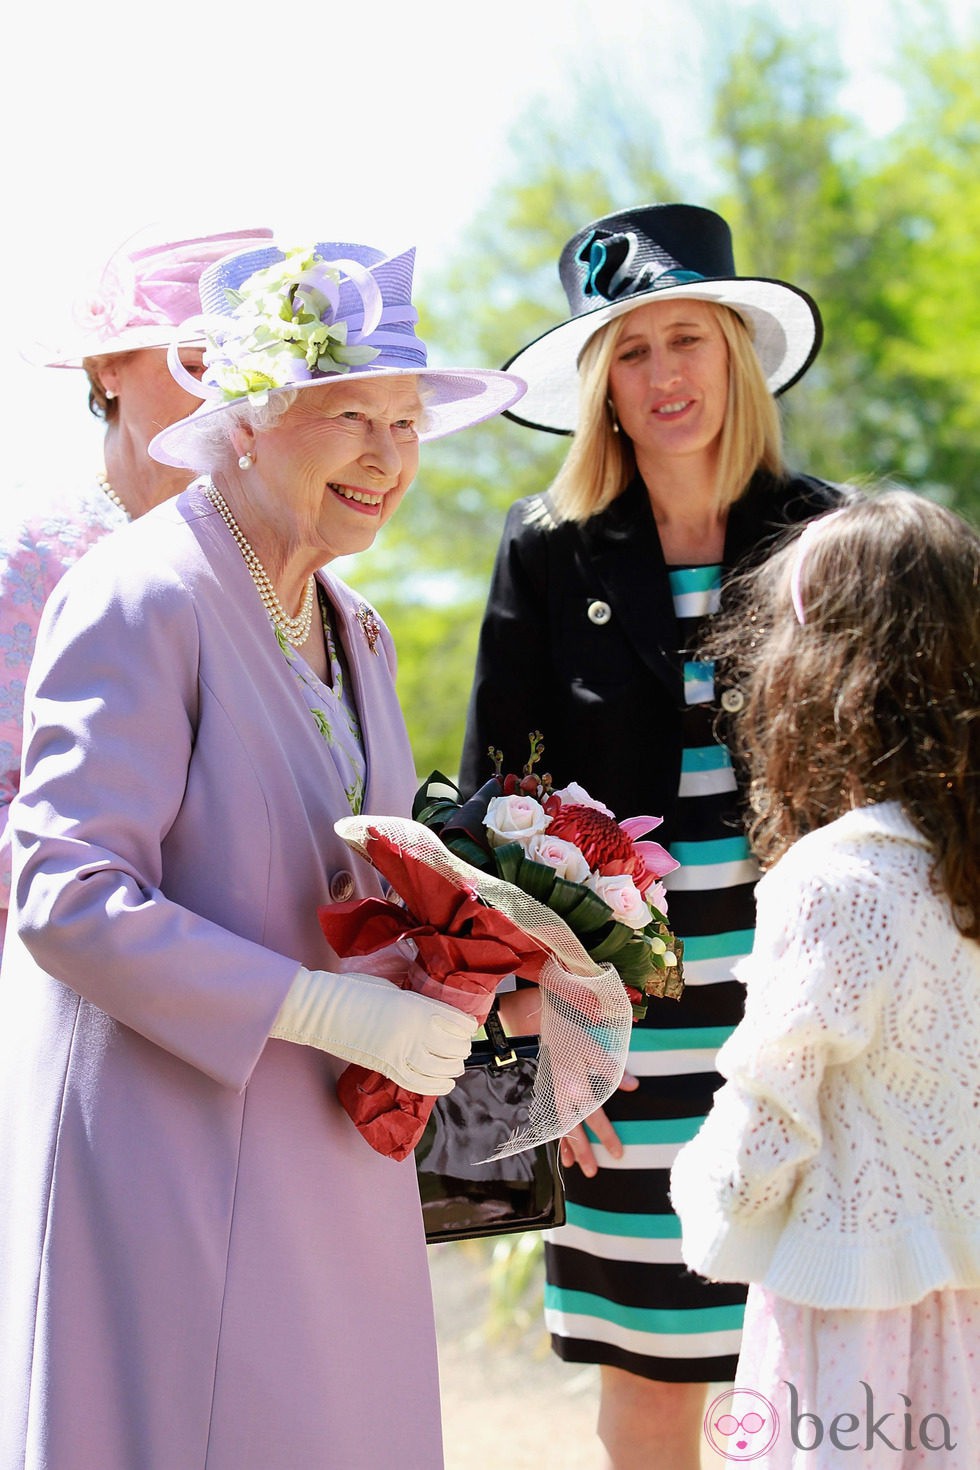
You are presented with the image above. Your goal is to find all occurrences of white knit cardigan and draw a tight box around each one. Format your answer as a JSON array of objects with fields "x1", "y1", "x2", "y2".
[{"x1": 670, "y1": 802, "x2": 980, "y2": 1310}]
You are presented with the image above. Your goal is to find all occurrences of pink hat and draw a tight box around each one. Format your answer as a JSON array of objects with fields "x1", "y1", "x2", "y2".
[{"x1": 40, "y1": 227, "x2": 275, "y2": 367}]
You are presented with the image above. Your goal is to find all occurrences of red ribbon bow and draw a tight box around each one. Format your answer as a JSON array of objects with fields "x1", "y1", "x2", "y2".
[{"x1": 319, "y1": 825, "x2": 547, "y2": 1161}]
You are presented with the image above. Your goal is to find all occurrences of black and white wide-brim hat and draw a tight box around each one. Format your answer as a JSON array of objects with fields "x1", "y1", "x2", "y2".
[
  {"x1": 504, "y1": 203, "x2": 823, "y2": 435},
  {"x1": 149, "y1": 240, "x2": 526, "y2": 469}
]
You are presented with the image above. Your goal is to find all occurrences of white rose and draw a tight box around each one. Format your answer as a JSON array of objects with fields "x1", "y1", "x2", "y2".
[
  {"x1": 484, "y1": 794, "x2": 551, "y2": 848},
  {"x1": 525, "y1": 832, "x2": 591, "y2": 883},
  {"x1": 551, "y1": 781, "x2": 615, "y2": 817},
  {"x1": 589, "y1": 873, "x2": 653, "y2": 929}
]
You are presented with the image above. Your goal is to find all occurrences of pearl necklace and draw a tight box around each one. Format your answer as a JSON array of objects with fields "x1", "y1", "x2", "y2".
[
  {"x1": 96, "y1": 471, "x2": 131, "y2": 521},
  {"x1": 205, "y1": 480, "x2": 316, "y2": 645}
]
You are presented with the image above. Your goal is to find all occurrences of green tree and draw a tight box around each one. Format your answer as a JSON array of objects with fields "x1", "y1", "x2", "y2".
[
  {"x1": 351, "y1": 9, "x2": 980, "y2": 780},
  {"x1": 709, "y1": 11, "x2": 980, "y2": 511}
]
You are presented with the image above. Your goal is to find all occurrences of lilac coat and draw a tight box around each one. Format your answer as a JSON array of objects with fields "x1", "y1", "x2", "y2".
[{"x1": 0, "y1": 484, "x2": 444, "y2": 1469}]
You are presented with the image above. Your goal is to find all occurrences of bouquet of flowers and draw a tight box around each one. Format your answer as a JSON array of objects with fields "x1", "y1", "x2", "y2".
[
  {"x1": 318, "y1": 736, "x2": 683, "y2": 1164},
  {"x1": 414, "y1": 733, "x2": 684, "y2": 1020}
]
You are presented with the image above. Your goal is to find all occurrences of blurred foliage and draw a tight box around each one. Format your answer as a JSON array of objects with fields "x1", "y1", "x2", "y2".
[
  {"x1": 343, "y1": 6, "x2": 980, "y2": 780},
  {"x1": 442, "y1": 1234, "x2": 550, "y2": 1350}
]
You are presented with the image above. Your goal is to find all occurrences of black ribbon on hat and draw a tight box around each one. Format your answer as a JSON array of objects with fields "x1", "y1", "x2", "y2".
[{"x1": 577, "y1": 229, "x2": 706, "y2": 303}]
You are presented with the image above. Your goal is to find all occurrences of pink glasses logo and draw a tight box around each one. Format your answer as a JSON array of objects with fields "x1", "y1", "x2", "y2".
[{"x1": 704, "y1": 1388, "x2": 780, "y2": 1461}]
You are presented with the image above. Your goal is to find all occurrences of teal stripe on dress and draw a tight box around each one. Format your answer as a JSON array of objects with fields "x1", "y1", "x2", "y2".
[
  {"x1": 565, "y1": 1203, "x2": 683, "y2": 1238},
  {"x1": 682, "y1": 929, "x2": 755, "y2": 962},
  {"x1": 670, "y1": 836, "x2": 752, "y2": 865},
  {"x1": 584, "y1": 1116, "x2": 705, "y2": 1147},
  {"x1": 683, "y1": 662, "x2": 715, "y2": 705},
  {"x1": 630, "y1": 1026, "x2": 735, "y2": 1053},
  {"x1": 545, "y1": 1285, "x2": 745, "y2": 1336},
  {"x1": 668, "y1": 566, "x2": 721, "y2": 596},
  {"x1": 681, "y1": 745, "x2": 732, "y2": 773}
]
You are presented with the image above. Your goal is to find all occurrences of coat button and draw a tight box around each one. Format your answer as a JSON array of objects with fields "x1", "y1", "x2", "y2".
[
  {"x1": 587, "y1": 599, "x2": 612, "y2": 625},
  {"x1": 720, "y1": 687, "x2": 745, "y2": 713},
  {"x1": 329, "y1": 869, "x2": 356, "y2": 902}
]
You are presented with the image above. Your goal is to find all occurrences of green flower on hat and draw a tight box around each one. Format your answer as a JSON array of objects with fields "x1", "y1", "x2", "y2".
[{"x1": 208, "y1": 248, "x2": 380, "y2": 405}]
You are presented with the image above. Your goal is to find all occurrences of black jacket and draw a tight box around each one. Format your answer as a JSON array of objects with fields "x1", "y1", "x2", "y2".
[{"x1": 459, "y1": 470, "x2": 843, "y2": 830}]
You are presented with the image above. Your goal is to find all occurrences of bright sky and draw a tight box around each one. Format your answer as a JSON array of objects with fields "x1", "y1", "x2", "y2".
[{"x1": 3, "y1": 0, "x2": 974, "y2": 508}]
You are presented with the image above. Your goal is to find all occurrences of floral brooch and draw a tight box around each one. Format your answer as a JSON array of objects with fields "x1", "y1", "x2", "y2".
[{"x1": 356, "y1": 603, "x2": 382, "y2": 655}]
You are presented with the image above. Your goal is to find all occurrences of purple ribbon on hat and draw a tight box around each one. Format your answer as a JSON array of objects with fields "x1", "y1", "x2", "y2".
[{"x1": 168, "y1": 255, "x2": 402, "y2": 401}]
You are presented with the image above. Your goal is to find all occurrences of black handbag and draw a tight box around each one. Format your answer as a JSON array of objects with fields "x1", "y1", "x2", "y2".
[{"x1": 416, "y1": 1007, "x2": 565, "y2": 1243}]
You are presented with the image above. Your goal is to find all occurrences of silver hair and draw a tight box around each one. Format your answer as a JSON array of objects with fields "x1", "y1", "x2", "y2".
[{"x1": 187, "y1": 390, "x2": 299, "y2": 472}]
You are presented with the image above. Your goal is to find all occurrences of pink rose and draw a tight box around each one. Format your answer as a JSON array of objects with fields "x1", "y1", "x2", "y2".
[
  {"x1": 644, "y1": 879, "x2": 669, "y2": 916},
  {"x1": 525, "y1": 832, "x2": 591, "y2": 883},
  {"x1": 484, "y1": 793, "x2": 551, "y2": 849},
  {"x1": 589, "y1": 874, "x2": 653, "y2": 929}
]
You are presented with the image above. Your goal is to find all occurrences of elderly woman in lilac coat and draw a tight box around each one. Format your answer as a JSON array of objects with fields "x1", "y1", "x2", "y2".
[{"x1": 0, "y1": 241, "x2": 525, "y2": 1469}]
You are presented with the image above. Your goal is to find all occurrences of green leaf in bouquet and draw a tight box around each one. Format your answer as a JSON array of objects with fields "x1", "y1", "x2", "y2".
[
  {"x1": 414, "y1": 798, "x2": 461, "y2": 832},
  {"x1": 411, "y1": 770, "x2": 462, "y2": 825},
  {"x1": 546, "y1": 875, "x2": 594, "y2": 919},
  {"x1": 584, "y1": 921, "x2": 637, "y2": 964},
  {"x1": 560, "y1": 887, "x2": 619, "y2": 934},
  {"x1": 441, "y1": 829, "x2": 496, "y2": 872},
  {"x1": 515, "y1": 855, "x2": 561, "y2": 905},
  {"x1": 614, "y1": 936, "x2": 661, "y2": 984},
  {"x1": 490, "y1": 841, "x2": 526, "y2": 886}
]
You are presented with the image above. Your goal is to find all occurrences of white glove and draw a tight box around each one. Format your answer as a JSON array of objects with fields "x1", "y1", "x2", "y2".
[{"x1": 269, "y1": 966, "x2": 477, "y2": 1096}]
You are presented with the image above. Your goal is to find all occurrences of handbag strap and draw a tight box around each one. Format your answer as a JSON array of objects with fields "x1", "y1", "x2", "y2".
[{"x1": 483, "y1": 1003, "x2": 520, "y2": 1072}]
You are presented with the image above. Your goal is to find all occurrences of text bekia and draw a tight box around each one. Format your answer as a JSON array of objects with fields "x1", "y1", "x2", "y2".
[{"x1": 787, "y1": 1381, "x2": 956, "y2": 1453}]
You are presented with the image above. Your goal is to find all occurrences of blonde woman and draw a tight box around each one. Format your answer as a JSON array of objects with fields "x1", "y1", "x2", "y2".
[{"x1": 460, "y1": 203, "x2": 848, "y2": 1470}]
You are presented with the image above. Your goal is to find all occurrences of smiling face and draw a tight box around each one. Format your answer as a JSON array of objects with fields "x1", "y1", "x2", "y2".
[
  {"x1": 241, "y1": 376, "x2": 423, "y2": 564},
  {"x1": 606, "y1": 298, "x2": 730, "y2": 478}
]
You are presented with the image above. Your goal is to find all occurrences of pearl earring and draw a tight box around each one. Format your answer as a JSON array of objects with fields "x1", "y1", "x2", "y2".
[
  {"x1": 606, "y1": 397, "x2": 620, "y2": 434},
  {"x1": 104, "y1": 389, "x2": 117, "y2": 401},
  {"x1": 238, "y1": 453, "x2": 254, "y2": 470}
]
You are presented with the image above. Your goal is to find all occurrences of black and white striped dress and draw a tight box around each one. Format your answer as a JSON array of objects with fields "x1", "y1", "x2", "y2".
[{"x1": 543, "y1": 562, "x2": 753, "y2": 1381}]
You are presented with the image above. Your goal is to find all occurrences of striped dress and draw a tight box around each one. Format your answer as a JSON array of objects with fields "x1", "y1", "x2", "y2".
[{"x1": 543, "y1": 562, "x2": 753, "y2": 1382}]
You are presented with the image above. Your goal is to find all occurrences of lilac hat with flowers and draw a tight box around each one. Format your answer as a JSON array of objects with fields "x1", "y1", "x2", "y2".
[
  {"x1": 39, "y1": 227, "x2": 276, "y2": 367},
  {"x1": 147, "y1": 241, "x2": 527, "y2": 467}
]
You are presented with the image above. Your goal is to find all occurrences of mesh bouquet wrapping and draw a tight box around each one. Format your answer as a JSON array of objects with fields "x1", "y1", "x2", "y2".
[{"x1": 321, "y1": 815, "x2": 633, "y2": 1162}]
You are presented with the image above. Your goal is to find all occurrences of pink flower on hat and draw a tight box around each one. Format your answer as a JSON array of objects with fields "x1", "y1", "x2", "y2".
[
  {"x1": 41, "y1": 226, "x2": 276, "y2": 367},
  {"x1": 74, "y1": 256, "x2": 141, "y2": 344}
]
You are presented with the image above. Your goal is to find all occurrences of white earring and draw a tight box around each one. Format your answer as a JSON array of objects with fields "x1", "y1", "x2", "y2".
[
  {"x1": 104, "y1": 389, "x2": 117, "y2": 401},
  {"x1": 607, "y1": 397, "x2": 620, "y2": 434},
  {"x1": 238, "y1": 453, "x2": 254, "y2": 470}
]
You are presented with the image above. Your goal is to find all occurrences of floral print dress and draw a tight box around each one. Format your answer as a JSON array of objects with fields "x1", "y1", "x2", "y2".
[
  {"x1": 277, "y1": 583, "x2": 366, "y2": 816},
  {"x1": 0, "y1": 481, "x2": 126, "y2": 952}
]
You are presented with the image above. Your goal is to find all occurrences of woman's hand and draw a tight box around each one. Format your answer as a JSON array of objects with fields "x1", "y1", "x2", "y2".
[
  {"x1": 269, "y1": 966, "x2": 477, "y2": 1095},
  {"x1": 558, "y1": 1070, "x2": 639, "y2": 1177}
]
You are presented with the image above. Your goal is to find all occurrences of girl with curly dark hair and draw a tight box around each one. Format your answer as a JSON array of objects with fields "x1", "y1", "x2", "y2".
[{"x1": 671, "y1": 490, "x2": 980, "y2": 1466}]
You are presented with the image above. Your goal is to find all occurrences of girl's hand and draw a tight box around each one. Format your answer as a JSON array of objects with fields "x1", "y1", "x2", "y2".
[
  {"x1": 495, "y1": 984, "x2": 541, "y2": 1036},
  {"x1": 559, "y1": 1071, "x2": 639, "y2": 1177}
]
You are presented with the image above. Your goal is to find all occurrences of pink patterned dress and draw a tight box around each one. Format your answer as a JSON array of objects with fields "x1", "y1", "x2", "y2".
[{"x1": 0, "y1": 480, "x2": 126, "y2": 952}]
